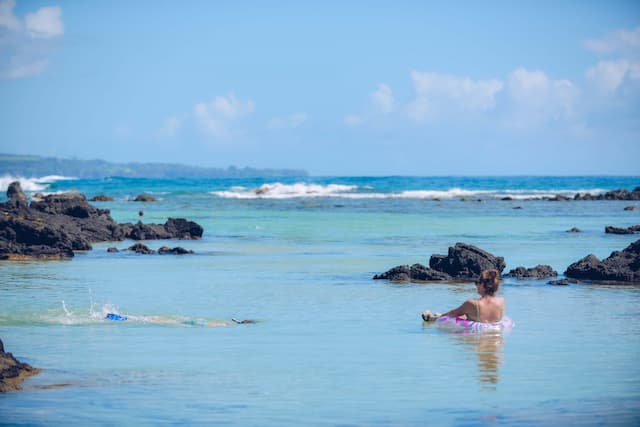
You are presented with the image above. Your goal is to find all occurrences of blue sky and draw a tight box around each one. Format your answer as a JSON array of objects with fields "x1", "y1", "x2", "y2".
[{"x1": 1, "y1": 0, "x2": 639, "y2": 175}]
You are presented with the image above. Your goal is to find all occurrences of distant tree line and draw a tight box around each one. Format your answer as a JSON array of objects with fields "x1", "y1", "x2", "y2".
[{"x1": 0, "y1": 154, "x2": 308, "y2": 178}]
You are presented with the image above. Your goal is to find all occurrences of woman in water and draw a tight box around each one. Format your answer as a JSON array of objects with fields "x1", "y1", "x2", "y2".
[{"x1": 422, "y1": 269, "x2": 505, "y2": 323}]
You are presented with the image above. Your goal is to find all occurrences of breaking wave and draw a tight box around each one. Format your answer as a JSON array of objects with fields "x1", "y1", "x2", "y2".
[
  {"x1": 210, "y1": 182, "x2": 609, "y2": 200},
  {"x1": 0, "y1": 175, "x2": 77, "y2": 192}
]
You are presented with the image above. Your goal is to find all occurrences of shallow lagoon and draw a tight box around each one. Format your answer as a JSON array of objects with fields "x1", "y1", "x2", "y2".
[{"x1": 1, "y1": 176, "x2": 639, "y2": 425}]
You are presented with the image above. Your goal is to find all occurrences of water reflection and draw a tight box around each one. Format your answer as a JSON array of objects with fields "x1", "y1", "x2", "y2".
[{"x1": 449, "y1": 331, "x2": 504, "y2": 390}]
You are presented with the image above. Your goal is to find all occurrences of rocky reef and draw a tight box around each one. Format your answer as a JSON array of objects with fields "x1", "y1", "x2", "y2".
[
  {"x1": 0, "y1": 181, "x2": 203, "y2": 260},
  {"x1": 0, "y1": 338, "x2": 39, "y2": 392},
  {"x1": 374, "y1": 243, "x2": 505, "y2": 282},
  {"x1": 504, "y1": 265, "x2": 558, "y2": 279},
  {"x1": 565, "y1": 239, "x2": 640, "y2": 283}
]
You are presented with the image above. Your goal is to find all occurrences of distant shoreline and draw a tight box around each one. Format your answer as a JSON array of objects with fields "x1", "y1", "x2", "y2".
[{"x1": 0, "y1": 153, "x2": 308, "y2": 179}]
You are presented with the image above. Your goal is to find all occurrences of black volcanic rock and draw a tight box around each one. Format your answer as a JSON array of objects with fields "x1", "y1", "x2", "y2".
[
  {"x1": 504, "y1": 265, "x2": 558, "y2": 279},
  {"x1": 158, "y1": 246, "x2": 194, "y2": 255},
  {"x1": 574, "y1": 188, "x2": 640, "y2": 201},
  {"x1": 89, "y1": 195, "x2": 114, "y2": 202},
  {"x1": 1, "y1": 338, "x2": 39, "y2": 392},
  {"x1": 0, "y1": 181, "x2": 203, "y2": 260},
  {"x1": 126, "y1": 243, "x2": 156, "y2": 254},
  {"x1": 133, "y1": 194, "x2": 157, "y2": 202},
  {"x1": 548, "y1": 278, "x2": 578, "y2": 286},
  {"x1": 605, "y1": 225, "x2": 640, "y2": 235},
  {"x1": 428, "y1": 243, "x2": 505, "y2": 279},
  {"x1": 373, "y1": 263, "x2": 452, "y2": 282},
  {"x1": 564, "y1": 240, "x2": 640, "y2": 283},
  {"x1": 374, "y1": 243, "x2": 504, "y2": 283}
]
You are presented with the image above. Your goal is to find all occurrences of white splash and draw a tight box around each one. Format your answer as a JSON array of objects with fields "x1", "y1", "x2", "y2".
[{"x1": 0, "y1": 174, "x2": 77, "y2": 192}]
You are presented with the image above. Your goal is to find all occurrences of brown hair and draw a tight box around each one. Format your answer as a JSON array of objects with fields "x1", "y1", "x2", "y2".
[{"x1": 477, "y1": 269, "x2": 501, "y2": 296}]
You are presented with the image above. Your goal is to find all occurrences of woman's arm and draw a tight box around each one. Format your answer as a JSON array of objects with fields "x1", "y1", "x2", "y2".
[{"x1": 441, "y1": 299, "x2": 476, "y2": 319}]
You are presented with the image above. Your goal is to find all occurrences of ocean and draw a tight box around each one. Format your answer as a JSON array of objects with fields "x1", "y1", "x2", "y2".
[{"x1": 1, "y1": 175, "x2": 639, "y2": 426}]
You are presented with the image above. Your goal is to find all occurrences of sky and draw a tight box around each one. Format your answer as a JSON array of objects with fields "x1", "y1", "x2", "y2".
[{"x1": 1, "y1": 0, "x2": 639, "y2": 176}]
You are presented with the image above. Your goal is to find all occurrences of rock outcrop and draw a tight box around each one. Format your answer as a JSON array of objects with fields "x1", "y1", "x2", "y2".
[
  {"x1": 133, "y1": 194, "x2": 157, "y2": 202},
  {"x1": 374, "y1": 243, "x2": 505, "y2": 282},
  {"x1": 0, "y1": 338, "x2": 39, "y2": 392},
  {"x1": 0, "y1": 181, "x2": 203, "y2": 260},
  {"x1": 504, "y1": 265, "x2": 558, "y2": 279},
  {"x1": 428, "y1": 243, "x2": 506, "y2": 279},
  {"x1": 373, "y1": 263, "x2": 452, "y2": 281},
  {"x1": 564, "y1": 240, "x2": 640, "y2": 283},
  {"x1": 605, "y1": 225, "x2": 640, "y2": 235},
  {"x1": 573, "y1": 188, "x2": 640, "y2": 201},
  {"x1": 89, "y1": 195, "x2": 114, "y2": 202}
]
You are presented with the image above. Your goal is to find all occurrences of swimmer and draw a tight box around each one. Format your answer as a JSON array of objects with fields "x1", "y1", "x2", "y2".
[
  {"x1": 422, "y1": 269, "x2": 505, "y2": 323},
  {"x1": 104, "y1": 313, "x2": 255, "y2": 326}
]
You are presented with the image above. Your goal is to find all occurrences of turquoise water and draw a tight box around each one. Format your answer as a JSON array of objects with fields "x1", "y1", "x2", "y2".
[{"x1": 1, "y1": 176, "x2": 639, "y2": 426}]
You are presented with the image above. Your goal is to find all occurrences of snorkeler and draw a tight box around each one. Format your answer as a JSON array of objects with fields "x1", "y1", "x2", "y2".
[{"x1": 104, "y1": 313, "x2": 256, "y2": 326}]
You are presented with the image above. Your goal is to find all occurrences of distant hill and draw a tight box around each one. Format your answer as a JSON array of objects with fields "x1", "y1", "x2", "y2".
[{"x1": 0, "y1": 154, "x2": 308, "y2": 178}]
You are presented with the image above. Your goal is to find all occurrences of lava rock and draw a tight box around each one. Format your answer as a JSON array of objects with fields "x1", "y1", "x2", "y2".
[
  {"x1": 89, "y1": 195, "x2": 114, "y2": 202},
  {"x1": 374, "y1": 243, "x2": 505, "y2": 283},
  {"x1": 564, "y1": 240, "x2": 640, "y2": 283},
  {"x1": 548, "y1": 278, "x2": 578, "y2": 286},
  {"x1": 504, "y1": 265, "x2": 558, "y2": 279},
  {"x1": 605, "y1": 225, "x2": 640, "y2": 235},
  {"x1": 373, "y1": 263, "x2": 452, "y2": 282},
  {"x1": 126, "y1": 243, "x2": 156, "y2": 254},
  {"x1": 428, "y1": 243, "x2": 505, "y2": 279},
  {"x1": 133, "y1": 194, "x2": 157, "y2": 202},
  {"x1": 0, "y1": 181, "x2": 203, "y2": 260},
  {"x1": 1, "y1": 338, "x2": 39, "y2": 392},
  {"x1": 158, "y1": 246, "x2": 194, "y2": 255}
]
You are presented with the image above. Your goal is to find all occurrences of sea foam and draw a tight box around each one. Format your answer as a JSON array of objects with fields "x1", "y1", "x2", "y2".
[
  {"x1": 210, "y1": 182, "x2": 609, "y2": 200},
  {"x1": 0, "y1": 175, "x2": 77, "y2": 192}
]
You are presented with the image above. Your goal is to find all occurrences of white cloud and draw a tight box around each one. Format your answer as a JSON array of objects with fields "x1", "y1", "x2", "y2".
[
  {"x1": 267, "y1": 112, "x2": 308, "y2": 130},
  {"x1": 158, "y1": 116, "x2": 182, "y2": 137},
  {"x1": 586, "y1": 60, "x2": 635, "y2": 94},
  {"x1": 370, "y1": 83, "x2": 395, "y2": 114},
  {"x1": 25, "y1": 6, "x2": 63, "y2": 39},
  {"x1": 408, "y1": 71, "x2": 503, "y2": 121},
  {"x1": 343, "y1": 114, "x2": 365, "y2": 126},
  {"x1": 0, "y1": 0, "x2": 20, "y2": 32},
  {"x1": 507, "y1": 67, "x2": 579, "y2": 126},
  {"x1": 0, "y1": 1, "x2": 63, "y2": 79},
  {"x1": 194, "y1": 94, "x2": 255, "y2": 140},
  {"x1": 585, "y1": 26, "x2": 640, "y2": 55}
]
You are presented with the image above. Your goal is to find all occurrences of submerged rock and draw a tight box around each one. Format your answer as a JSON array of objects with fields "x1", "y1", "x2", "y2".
[
  {"x1": 564, "y1": 240, "x2": 640, "y2": 283},
  {"x1": 548, "y1": 278, "x2": 578, "y2": 286},
  {"x1": 133, "y1": 194, "x2": 157, "y2": 202},
  {"x1": 126, "y1": 243, "x2": 156, "y2": 254},
  {"x1": 158, "y1": 246, "x2": 194, "y2": 255},
  {"x1": 0, "y1": 338, "x2": 39, "y2": 392},
  {"x1": 504, "y1": 265, "x2": 558, "y2": 279},
  {"x1": 89, "y1": 195, "x2": 114, "y2": 202}
]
